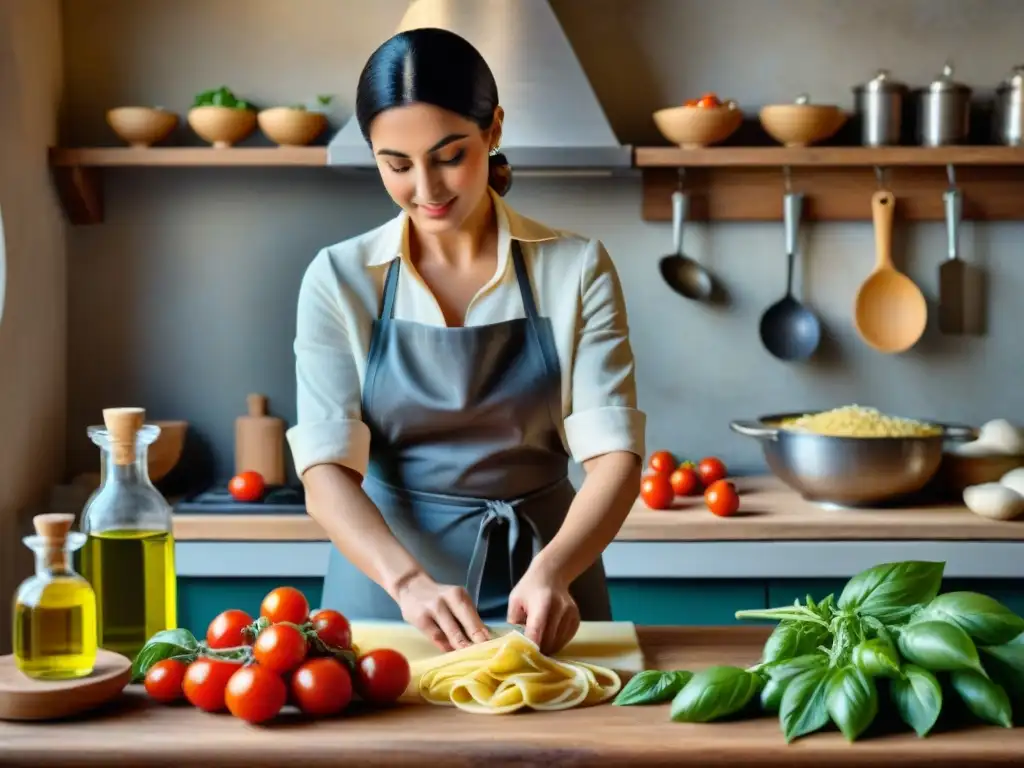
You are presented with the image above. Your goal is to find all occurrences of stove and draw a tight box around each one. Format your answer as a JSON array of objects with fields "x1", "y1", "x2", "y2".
[{"x1": 174, "y1": 483, "x2": 306, "y2": 515}]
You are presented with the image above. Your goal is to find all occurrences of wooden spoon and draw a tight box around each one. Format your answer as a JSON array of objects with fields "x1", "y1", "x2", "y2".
[{"x1": 853, "y1": 190, "x2": 927, "y2": 353}]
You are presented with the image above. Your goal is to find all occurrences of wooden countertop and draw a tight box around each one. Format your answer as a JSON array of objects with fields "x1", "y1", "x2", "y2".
[
  {"x1": 172, "y1": 475, "x2": 1024, "y2": 543},
  {"x1": 2, "y1": 626, "x2": 1021, "y2": 767}
]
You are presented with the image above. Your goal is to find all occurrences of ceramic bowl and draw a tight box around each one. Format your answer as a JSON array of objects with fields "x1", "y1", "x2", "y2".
[
  {"x1": 653, "y1": 104, "x2": 744, "y2": 149},
  {"x1": 258, "y1": 107, "x2": 328, "y2": 146},
  {"x1": 105, "y1": 107, "x2": 178, "y2": 148},
  {"x1": 188, "y1": 106, "x2": 257, "y2": 148},
  {"x1": 759, "y1": 103, "x2": 847, "y2": 147}
]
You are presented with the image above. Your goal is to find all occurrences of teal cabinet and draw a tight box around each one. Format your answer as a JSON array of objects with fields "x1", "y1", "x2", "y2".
[{"x1": 177, "y1": 577, "x2": 768, "y2": 635}]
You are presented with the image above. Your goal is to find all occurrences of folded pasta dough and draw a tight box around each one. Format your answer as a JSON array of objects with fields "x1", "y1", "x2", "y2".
[{"x1": 415, "y1": 631, "x2": 622, "y2": 714}]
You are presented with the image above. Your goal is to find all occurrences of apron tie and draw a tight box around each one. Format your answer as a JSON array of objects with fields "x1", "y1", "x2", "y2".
[{"x1": 465, "y1": 500, "x2": 543, "y2": 609}]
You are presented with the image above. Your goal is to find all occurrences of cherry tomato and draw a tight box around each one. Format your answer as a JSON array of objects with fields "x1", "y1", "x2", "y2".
[
  {"x1": 225, "y1": 664, "x2": 287, "y2": 724},
  {"x1": 698, "y1": 456, "x2": 728, "y2": 487},
  {"x1": 705, "y1": 479, "x2": 740, "y2": 517},
  {"x1": 260, "y1": 586, "x2": 310, "y2": 625},
  {"x1": 228, "y1": 470, "x2": 265, "y2": 502},
  {"x1": 253, "y1": 623, "x2": 308, "y2": 675},
  {"x1": 647, "y1": 450, "x2": 676, "y2": 476},
  {"x1": 206, "y1": 608, "x2": 254, "y2": 649},
  {"x1": 355, "y1": 649, "x2": 411, "y2": 704},
  {"x1": 182, "y1": 657, "x2": 244, "y2": 712},
  {"x1": 291, "y1": 657, "x2": 353, "y2": 717},
  {"x1": 310, "y1": 608, "x2": 352, "y2": 650},
  {"x1": 640, "y1": 473, "x2": 674, "y2": 510},
  {"x1": 670, "y1": 465, "x2": 700, "y2": 496},
  {"x1": 684, "y1": 98, "x2": 700, "y2": 107},
  {"x1": 698, "y1": 93, "x2": 721, "y2": 108},
  {"x1": 144, "y1": 658, "x2": 187, "y2": 703}
]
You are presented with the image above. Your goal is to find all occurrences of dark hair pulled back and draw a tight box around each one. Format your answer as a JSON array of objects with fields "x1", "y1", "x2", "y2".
[{"x1": 355, "y1": 27, "x2": 512, "y2": 196}]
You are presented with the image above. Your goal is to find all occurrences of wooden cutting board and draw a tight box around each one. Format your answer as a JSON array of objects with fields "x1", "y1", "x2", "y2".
[
  {"x1": 350, "y1": 620, "x2": 646, "y2": 702},
  {"x1": 0, "y1": 649, "x2": 131, "y2": 721}
]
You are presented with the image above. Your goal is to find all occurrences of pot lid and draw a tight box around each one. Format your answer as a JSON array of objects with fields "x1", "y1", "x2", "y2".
[
  {"x1": 854, "y1": 69, "x2": 908, "y2": 93},
  {"x1": 924, "y1": 61, "x2": 971, "y2": 93}
]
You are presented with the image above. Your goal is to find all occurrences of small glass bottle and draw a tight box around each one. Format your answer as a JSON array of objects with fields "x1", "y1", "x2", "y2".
[
  {"x1": 14, "y1": 512, "x2": 98, "y2": 679},
  {"x1": 80, "y1": 407, "x2": 177, "y2": 661}
]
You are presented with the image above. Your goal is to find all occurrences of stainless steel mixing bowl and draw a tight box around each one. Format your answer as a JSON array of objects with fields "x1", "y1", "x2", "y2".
[{"x1": 730, "y1": 412, "x2": 977, "y2": 507}]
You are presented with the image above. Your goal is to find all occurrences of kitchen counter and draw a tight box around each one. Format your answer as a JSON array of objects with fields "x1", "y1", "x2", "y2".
[{"x1": 1, "y1": 627, "x2": 1021, "y2": 768}]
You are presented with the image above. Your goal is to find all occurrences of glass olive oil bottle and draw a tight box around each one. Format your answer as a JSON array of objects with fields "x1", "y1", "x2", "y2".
[
  {"x1": 80, "y1": 407, "x2": 177, "y2": 660},
  {"x1": 14, "y1": 512, "x2": 98, "y2": 679}
]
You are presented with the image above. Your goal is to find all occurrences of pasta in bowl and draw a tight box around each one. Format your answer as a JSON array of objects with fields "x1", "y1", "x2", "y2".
[{"x1": 730, "y1": 405, "x2": 975, "y2": 506}]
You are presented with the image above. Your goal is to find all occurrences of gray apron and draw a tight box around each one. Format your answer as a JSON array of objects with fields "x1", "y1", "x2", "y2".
[{"x1": 320, "y1": 240, "x2": 612, "y2": 622}]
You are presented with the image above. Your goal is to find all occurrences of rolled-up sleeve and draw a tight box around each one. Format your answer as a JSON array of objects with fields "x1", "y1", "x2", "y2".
[
  {"x1": 285, "y1": 251, "x2": 371, "y2": 478},
  {"x1": 563, "y1": 239, "x2": 646, "y2": 463}
]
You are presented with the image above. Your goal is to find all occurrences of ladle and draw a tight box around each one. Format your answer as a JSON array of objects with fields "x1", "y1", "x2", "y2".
[
  {"x1": 758, "y1": 191, "x2": 821, "y2": 360},
  {"x1": 659, "y1": 187, "x2": 713, "y2": 301},
  {"x1": 853, "y1": 189, "x2": 927, "y2": 353}
]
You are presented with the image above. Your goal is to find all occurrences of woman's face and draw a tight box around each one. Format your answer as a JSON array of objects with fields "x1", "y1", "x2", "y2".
[{"x1": 369, "y1": 103, "x2": 501, "y2": 235}]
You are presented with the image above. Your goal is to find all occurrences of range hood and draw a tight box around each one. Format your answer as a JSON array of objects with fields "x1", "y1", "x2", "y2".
[{"x1": 327, "y1": 0, "x2": 632, "y2": 170}]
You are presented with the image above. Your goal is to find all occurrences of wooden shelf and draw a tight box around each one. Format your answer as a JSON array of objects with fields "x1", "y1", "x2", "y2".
[{"x1": 638, "y1": 146, "x2": 1024, "y2": 222}]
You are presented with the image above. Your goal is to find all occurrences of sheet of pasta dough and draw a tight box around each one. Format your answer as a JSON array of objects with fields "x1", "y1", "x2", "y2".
[{"x1": 349, "y1": 621, "x2": 645, "y2": 703}]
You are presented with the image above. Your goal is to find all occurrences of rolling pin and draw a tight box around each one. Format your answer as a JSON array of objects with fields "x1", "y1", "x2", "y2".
[{"x1": 234, "y1": 393, "x2": 285, "y2": 485}]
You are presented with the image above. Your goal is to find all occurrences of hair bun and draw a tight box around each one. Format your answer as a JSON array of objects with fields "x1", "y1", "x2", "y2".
[{"x1": 488, "y1": 152, "x2": 513, "y2": 197}]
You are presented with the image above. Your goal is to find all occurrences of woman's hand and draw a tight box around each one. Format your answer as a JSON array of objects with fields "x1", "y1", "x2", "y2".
[
  {"x1": 507, "y1": 563, "x2": 580, "y2": 655},
  {"x1": 395, "y1": 571, "x2": 491, "y2": 652}
]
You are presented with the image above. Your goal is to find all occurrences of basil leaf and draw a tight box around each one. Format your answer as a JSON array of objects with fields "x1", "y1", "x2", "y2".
[
  {"x1": 763, "y1": 622, "x2": 829, "y2": 665},
  {"x1": 950, "y1": 669, "x2": 1013, "y2": 728},
  {"x1": 670, "y1": 665, "x2": 762, "y2": 723},
  {"x1": 897, "y1": 620, "x2": 985, "y2": 675},
  {"x1": 779, "y1": 666, "x2": 831, "y2": 743},
  {"x1": 979, "y1": 641, "x2": 1024, "y2": 704},
  {"x1": 614, "y1": 670, "x2": 692, "y2": 706},
  {"x1": 761, "y1": 654, "x2": 827, "y2": 713},
  {"x1": 890, "y1": 664, "x2": 943, "y2": 737},
  {"x1": 913, "y1": 592, "x2": 1024, "y2": 647},
  {"x1": 826, "y1": 666, "x2": 879, "y2": 742},
  {"x1": 837, "y1": 561, "x2": 944, "y2": 623},
  {"x1": 130, "y1": 628, "x2": 200, "y2": 682},
  {"x1": 852, "y1": 638, "x2": 902, "y2": 679}
]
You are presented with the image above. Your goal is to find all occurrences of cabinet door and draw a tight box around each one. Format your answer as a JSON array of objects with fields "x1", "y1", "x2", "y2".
[{"x1": 609, "y1": 579, "x2": 767, "y2": 626}]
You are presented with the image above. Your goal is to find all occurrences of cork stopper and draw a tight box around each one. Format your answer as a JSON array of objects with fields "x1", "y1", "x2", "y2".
[
  {"x1": 103, "y1": 407, "x2": 146, "y2": 466},
  {"x1": 247, "y1": 393, "x2": 268, "y2": 417},
  {"x1": 32, "y1": 513, "x2": 76, "y2": 568}
]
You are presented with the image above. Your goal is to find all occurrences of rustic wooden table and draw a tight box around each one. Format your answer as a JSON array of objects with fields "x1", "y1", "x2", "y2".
[{"x1": 1, "y1": 627, "x2": 1021, "y2": 767}]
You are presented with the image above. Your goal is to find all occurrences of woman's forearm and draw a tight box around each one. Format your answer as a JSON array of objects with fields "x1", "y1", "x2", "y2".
[
  {"x1": 531, "y1": 451, "x2": 642, "y2": 586},
  {"x1": 302, "y1": 464, "x2": 425, "y2": 600}
]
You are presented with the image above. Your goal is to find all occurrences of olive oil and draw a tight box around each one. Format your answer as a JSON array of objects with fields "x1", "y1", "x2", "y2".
[
  {"x1": 80, "y1": 529, "x2": 177, "y2": 659},
  {"x1": 14, "y1": 513, "x2": 98, "y2": 680}
]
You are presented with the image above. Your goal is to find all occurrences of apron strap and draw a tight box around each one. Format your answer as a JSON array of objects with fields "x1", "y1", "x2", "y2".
[
  {"x1": 379, "y1": 258, "x2": 402, "y2": 321},
  {"x1": 465, "y1": 500, "x2": 543, "y2": 609},
  {"x1": 509, "y1": 241, "x2": 540, "y2": 321}
]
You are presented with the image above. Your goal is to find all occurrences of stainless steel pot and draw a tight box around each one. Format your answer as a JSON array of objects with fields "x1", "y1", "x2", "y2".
[
  {"x1": 853, "y1": 69, "x2": 908, "y2": 146},
  {"x1": 915, "y1": 61, "x2": 972, "y2": 146},
  {"x1": 993, "y1": 64, "x2": 1024, "y2": 146},
  {"x1": 730, "y1": 413, "x2": 976, "y2": 507}
]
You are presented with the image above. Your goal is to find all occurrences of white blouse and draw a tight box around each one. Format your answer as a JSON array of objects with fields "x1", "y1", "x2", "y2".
[{"x1": 285, "y1": 189, "x2": 647, "y2": 479}]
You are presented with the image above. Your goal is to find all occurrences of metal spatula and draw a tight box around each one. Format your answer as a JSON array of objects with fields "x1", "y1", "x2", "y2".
[{"x1": 939, "y1": 182, "x2": 984, "y2": 335}]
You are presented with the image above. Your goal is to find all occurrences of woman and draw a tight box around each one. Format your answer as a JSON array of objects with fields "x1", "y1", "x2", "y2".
[{"x1": 286, "y1": 27, "x2": 645, "y2": 656}]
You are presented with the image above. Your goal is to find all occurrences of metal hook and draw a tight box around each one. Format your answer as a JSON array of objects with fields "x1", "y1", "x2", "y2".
[
  {"x1": 874, "y1": 165, "x2": 890, "y2": 189},
  {"x1": 946, "y1": 163, "x2": 957, "y2": 187},
  {"x1": 783, "y1": 165, "x2": 793, "y2": 193}
]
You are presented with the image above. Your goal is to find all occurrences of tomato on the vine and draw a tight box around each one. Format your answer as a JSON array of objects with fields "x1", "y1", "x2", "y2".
[
  {"x1": 228, "y1": 470, "x2": 265, "y2": 502},
  {"x1": 310, "y1": 608, "x2": 352, "y2": 650},
  {"x1": 206, "y1": 608, "x2": 253, "y2": 649},
  {"x1": 640, "y1": 473, "x2": 674, "y2": 510},
  {"x1": 182, "y1": 657, "x2": 243, "y2": 712},
  {"x1": 698, "y1": 456, "x2": 728, "y2": 486},
  {"x1": 253, "y1": 623, "x2": 307, "y2": 674},
  {"x1": 705, "y1": 479, "x2": 740, "y2": 517},
  {"x1": 647, "y1": 450, "x2": 676, "y2": 476},
  {"x1": 291, "y1": 657, "x2": 353, "y2": 716},
  {"x1": 144, "y1": 658, "x2": 187, "y2": 703},
  {"x1": 260, "y1": 586, "x2": 310, "y2": 625},
  {"x1": 355, "y1": 649, "x2": 411, "y2": 704},
  {"x1": 670, "y1": 465, "x2": 700, "y2": 496},
  {"x1": 225, "y1": 665, "x2": 287, "y2": 724}
]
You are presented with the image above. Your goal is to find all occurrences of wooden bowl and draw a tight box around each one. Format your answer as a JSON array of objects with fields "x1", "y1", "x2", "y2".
[
  {"x1": 258, "y1": 107, "x2": 328, "y2": 146},
  {"x1": 653, "y1": 104, "x2": 743, "y2": 149},
  {"x1": 188, "y1": 106, "x2": 257, "y2": 148},
  {"x1": 759, "y1": 103, "x2": 847, "y2": 147},
  {"x1": 939, "y1": 452, "x2": 1024, "y2": 496},
  {"x1": 150, "y1": 420, "x2": 188, "y2": 482},
  {"x1": 105, "y1": 107, "x2": 178, "y2": 148}
]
